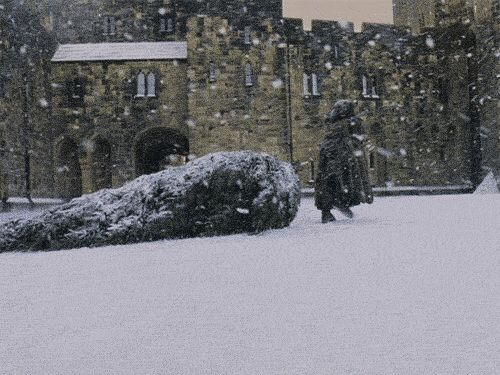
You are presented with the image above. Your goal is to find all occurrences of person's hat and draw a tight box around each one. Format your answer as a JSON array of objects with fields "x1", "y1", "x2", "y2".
[{"x1": 327, "y1": 100, "x2": 355, "y2": 123}]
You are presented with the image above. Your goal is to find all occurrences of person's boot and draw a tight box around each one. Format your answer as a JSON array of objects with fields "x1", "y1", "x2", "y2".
[
  {"x1": 337, "y1": 206, "x2": 354, "y2": 219},
  {"x1": 321, "y1": 210, "x2": 335, "y2": 223}
]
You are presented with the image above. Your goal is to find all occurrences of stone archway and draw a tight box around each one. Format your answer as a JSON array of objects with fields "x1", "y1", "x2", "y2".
[
  {"x1": 91, "y1": 137, "x2": 113, "y2": 192},
  {"x1": 134, "y1": 127, "x2": 189, "y2": 176},
  {"x1": 56, "y1": 137, "x2": 82, "y2": 199}
]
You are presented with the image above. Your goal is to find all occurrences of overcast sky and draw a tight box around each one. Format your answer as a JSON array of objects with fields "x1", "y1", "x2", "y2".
[{"x1": 283, "y1": 0, "x2": 393, "y2": 30}]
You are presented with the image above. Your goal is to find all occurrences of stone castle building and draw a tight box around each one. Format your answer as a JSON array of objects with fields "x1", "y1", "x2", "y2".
[{"x1": 0, "y1": 0, "x2": 498, "y2": 200}]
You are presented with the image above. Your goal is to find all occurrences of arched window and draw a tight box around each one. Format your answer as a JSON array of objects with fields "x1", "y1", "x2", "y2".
[
  {"x1": 362, "y1": 74, "x2": 378, "y2": 98},
  {"x1": 369, "y1": 152, "x2": 376, "y2": 169},
  {"x1": 311, "y1": 73, "x2": 320, "y2": 96},
  {"x1": 160, "y1": 17, "x2": 174, "y2": 34},
  {"x1": 309, "y1": 160, "x2": 315, "y2": 183},
  {"x1": 303, "y1": 73, "x2": 320, "y2": 97},
  {"x1": 136, "y1": 72, "x2": 146, "y2": 97},
  {"x1": 147, "y1": 72, "x2": 156, "y2": 97},
  {"x1": 371, "y1": 76, "x2": 378, "y2": 97},
  {"x1": 303, "y1": 73, "x2": 310, "y2": 96},
  {"x1": 68, "y1": 78, "x2": 85, "y2": 106},
  {"x1": 209, "y1": 62, "x2": 217, "y2": 82},
  {"x1": 103, "y1": 16, "x2": 116, "y2": 35},
  {"x1": 362, "y1": 75, "x2": 369, "y2": 96},
  {"x1": 244, "y1": 26, "x2": 251, "y2": 45},
  {"x1": 245, "y1": 63, "x2": 253, "y2": 87}
]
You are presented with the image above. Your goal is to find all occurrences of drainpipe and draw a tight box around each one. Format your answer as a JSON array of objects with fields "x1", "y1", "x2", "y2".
[
  {"x1": 284, "y1": 31, "x2": 294, "y2": 164},
  {"x1": 22, "y1": 72, "x2": 34, "y2": 208}
]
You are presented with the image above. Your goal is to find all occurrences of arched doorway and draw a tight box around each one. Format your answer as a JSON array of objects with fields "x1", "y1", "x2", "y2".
[
  {"x1": 134, "y1": 127, "x2": 189, "y2": 176},
  {"x1": 56, "y1": 138, "x2": 82, "y2": 199},
  {"x1": 91, "y1": 137, "x2": 113, "y2": 192}
]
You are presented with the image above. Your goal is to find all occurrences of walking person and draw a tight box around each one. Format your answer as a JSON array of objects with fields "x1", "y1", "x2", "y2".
[{"x1": 315, "y1": 100, "x2": 373, "y2": 223}]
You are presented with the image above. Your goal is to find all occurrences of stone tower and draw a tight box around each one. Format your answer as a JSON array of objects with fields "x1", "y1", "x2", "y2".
[{"x1": 393, "y1": 0, "x2": 484, "y2": 34}]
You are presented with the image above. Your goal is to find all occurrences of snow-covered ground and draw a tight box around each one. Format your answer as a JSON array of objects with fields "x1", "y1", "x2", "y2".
[{"x1": 1, "y1": 195, "x2": 499, "y2": 374}]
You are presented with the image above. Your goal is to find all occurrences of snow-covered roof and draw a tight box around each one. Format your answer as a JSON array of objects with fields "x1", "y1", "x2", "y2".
[{"x1": 51, "y1": 42, "x2": 188, "y2": 62}]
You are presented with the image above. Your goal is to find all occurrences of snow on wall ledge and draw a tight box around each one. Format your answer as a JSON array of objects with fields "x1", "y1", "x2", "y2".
[{"x1": 0, "y1": 152, "x2": 301, "y2": 252}]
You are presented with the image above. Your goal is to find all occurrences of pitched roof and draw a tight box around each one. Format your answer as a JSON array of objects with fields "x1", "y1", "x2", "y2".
[{"x1": 51, "y1": 42, "x2": 188, "y2": 62}]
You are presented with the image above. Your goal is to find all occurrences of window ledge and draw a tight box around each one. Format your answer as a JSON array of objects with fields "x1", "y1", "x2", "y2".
[
  {"x1": 135, "y1": 94, "x2": 158, "y2": 99},
  {"x1": 304, "y1": 94, "x2": 322, "y2": 99}
]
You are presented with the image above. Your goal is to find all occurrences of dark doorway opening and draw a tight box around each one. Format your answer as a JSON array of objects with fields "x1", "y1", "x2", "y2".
[
  {"x1": 134, "y1": 127, "x2": 189, "y2": 176},
  {"x1": 56, "y1": 138, "x2": 82, "y2": 199},
  {"x1": 91, "y1": 138, "x2": 112, "y2": 191}
]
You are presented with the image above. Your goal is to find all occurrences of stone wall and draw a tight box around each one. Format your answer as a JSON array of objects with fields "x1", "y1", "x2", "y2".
[
  {"x1": 186, "y1": 16, "x2": 290, "y2": 167},
  {"x1": 50, "y1": 59, "x2": 188, "y2": 197},
  {"x1": 184, "y1": 11, "x2": 477, "y2": 187},
  {"x1": 393, "y1": 0, "x2": 499, "y2": 178}
]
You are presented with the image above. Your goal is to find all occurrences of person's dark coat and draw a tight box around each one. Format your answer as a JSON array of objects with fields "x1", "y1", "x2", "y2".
[{"x1": 315, "y1": 111, "x2": 373, "y2": 211}]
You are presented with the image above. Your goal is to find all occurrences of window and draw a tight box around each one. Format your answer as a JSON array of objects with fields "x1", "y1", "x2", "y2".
[
  {"x1": 147, "y1": 72, "x2": 156, "y2": 97},
  {"x1": 309, "y1": 160, "x2": 315, "y2": 183},
  {"x1": 311, "y1": 73, "x2": 320, "y2": 96},
  {"x1": 334, "y1": 44, "x2": 340, "y2": 60},
  {"x1": 303, "y1": 73, "x2": 321, "y2": 97},
  {"x1": 103, "y1": 16, "x2": 116, "y2": 35},
  {"x1": 69, "y1": 78, "x2": 84, "y2": 106},
  {"x1": 0, "y1": 139, "x2": 6, "y2": 157},
  {"x1": 414, "y1": 80, "x2": 422, "y2": 96},
  {"x1": 160, "y1": 17, "x2": 174, "y2": 34},
  {"x1": 439, "y1": 147, "x2": 446, "y2": 162},
  {"x1": 362, "y1": 74, "x2": 379, "y2": 98},
  {"x1": 136, "y1": 72, "x2": 146, "y2": 97},
  {"x1": 437, "y1": 77, "x2": 448, "y2": 103},
  {"x1": 196, "y1": 17, "x2": 204, "y2": 37},
  {"x1": 362, "y1": 75, "x2": 368, "y2": 95},
  {"x1": 209, "y1": 62, "x2": 217, "y2": 83},
  {"x1": 245, "y1": 64, "x2": 253, "y2": 87},
  {"x1": 303, "y1": 73, "x2": 311, "y2": 96},
  {"x1": 369, "y1": 152, "x2": 375, "y2": 169},
  {"x1": 136, "y1": 72, "x2": 157, "y2": 98},
  {"x1": 72, "y1": 79, "x2": 84, "y2": 99},
  {"x1": 244, "y1": 26, "x2": 251, "y2": 45},
  {"x1": 418, "y1": 97, "x2": 427, "y2": 114}
]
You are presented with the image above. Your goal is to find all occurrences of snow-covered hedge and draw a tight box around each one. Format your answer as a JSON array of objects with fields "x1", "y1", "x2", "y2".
[{"x1": 0, "y1": 151, "x2": 301, "y2": 252}]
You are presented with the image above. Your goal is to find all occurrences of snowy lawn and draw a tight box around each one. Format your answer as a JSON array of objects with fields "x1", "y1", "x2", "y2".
[{"x1": 1, "y1": 195, "x2": 499, "y2": 374}]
